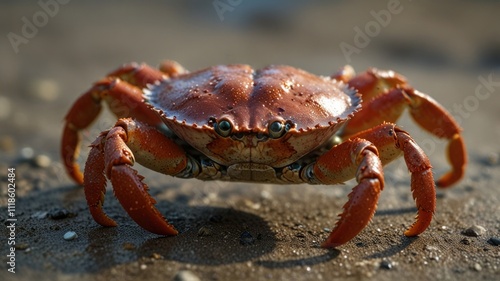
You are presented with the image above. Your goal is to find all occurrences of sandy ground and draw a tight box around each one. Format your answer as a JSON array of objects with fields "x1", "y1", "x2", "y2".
[{"x1": 1, "y1": 1, "x2": 500, "y2": 280}]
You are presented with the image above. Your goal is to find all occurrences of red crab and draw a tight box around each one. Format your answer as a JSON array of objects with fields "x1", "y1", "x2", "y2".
[{"x1": 61, "y1": 61, "x2": 466, "y2": 248}]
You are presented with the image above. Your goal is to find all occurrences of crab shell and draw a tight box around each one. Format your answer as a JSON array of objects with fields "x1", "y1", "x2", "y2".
[{"x1": 145, "y1": 64, "x2": 361, "y2": 168}]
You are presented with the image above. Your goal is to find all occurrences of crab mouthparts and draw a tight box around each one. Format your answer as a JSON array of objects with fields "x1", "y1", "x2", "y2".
[{"x1": 226, "y1": 163, "x2": 278, "y2": 182}]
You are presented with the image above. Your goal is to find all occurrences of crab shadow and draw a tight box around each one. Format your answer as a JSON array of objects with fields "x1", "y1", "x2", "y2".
[
  {"x1": 81, "y1": 204, "x2": 277, "y2": 270},
  {"x1": 7, "y1": 182, "x2": 344, "y2": 274}
]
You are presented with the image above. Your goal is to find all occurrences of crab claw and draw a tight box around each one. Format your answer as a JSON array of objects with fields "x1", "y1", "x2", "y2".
[
  {"x1": 110, "y1": 165, "x2": 178, "y2": 235},
  {"x1": 83, "y1": 120, "x2": 188, "y2": 236},
  {"x1": 322, "y1": 178, "x2": 383, "y2": 248},
  {"x1": 312, "y1": 138, "x2": 384, "y2": 248}
]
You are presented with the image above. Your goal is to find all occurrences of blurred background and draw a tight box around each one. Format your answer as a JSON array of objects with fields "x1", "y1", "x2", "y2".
[{"x1": 1, "y1": 0, "x2": 499, "y2": 158}]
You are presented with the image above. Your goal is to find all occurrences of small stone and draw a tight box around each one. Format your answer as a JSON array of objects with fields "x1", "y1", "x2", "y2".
[
  {"x1": 240, "y1": 231, "x2": 255, "y2": 246},
  {"x1": 486, "y1": 152, "x2": 499, "y2": 166},
  {"x1": 473, "y1": 263, "x2": 482, "y2": 271},
  {"x1": 20, "y1": 147, "x2": 34, "y2": 160},
  {"x1": 33, "y1": 154, "x2": 51, "y2": 168},
  {"x1": 487, "y1": 237, "x2": 500, "y2": 246},
  {"x1": 151, "y1": 253, "x2": 163, "y2": 260},
  {"x1": 460, "y1": 238, "x2": 471, "y2": 245},
  {"x1": 260, "y1": 190, "x2": 272, "y2": 200},
  {"x1": 48, "y1": 208, "x2": 70, "y2": 220},
  {"x1": 174, "y1": 270, "x2": 201, "y2": 281},
  {"x1": 439, "y1": 225, "x2": 448, "y2": 231},
  {"x1": 140, "y1": 264, "x2": 147, "y2": 270},
  {"x1": 63, "y1": 231, "x2": 78, "y2": 241},
  {"x1": 31, "y1": 211, "x2": 48, "y2": 219},
  {"x1": 462, "y1": 225, "x2": 486, "y2": 237},
  {"x1": 197, "y1": 226, "x2": 212, "y2": 237},
  {"x1": 380, "y1": 260, "x2": 394, "y2": 270}
]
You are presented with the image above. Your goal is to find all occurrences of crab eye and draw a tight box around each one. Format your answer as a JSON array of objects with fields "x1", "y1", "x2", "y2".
[
  {"x1": 269, "y1": 121, "x2": 289, "y2": 139},
  {"x1": 215, "y1": 119, "x2": 232, "y2": 137}
]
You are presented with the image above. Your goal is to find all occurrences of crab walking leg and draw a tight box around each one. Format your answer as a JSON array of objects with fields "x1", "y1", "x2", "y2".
[
  {"x1": 340, "y1": 76, "x2": 466, "y2": 187},
  {"x1": 62, "y1": 64, "x2": 169, "y2": 184},
  {"x1": 405, "y1": 89, "x2": 466, "y2": 187},
  {"x1": 84, "y1": 118, "x2": 187, "y2": 235},
  {"x1": 351, "y1": 123, "x2": 436, "y2": 237},
  {"x1": 310, "y1": 138, "x2": 384, "y2": 248}
]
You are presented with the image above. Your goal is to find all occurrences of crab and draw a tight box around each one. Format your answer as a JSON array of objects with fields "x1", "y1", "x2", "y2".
[{"x1": 61, "y1": 60, "x2": 466, "y2": 248}]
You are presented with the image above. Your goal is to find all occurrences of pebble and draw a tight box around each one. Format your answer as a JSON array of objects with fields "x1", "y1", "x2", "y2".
[
  {"x1": 63, "y1": 231, "x2": 78, "y2": 241},
  {"x1": 462, "y1": 225, "x2": 486, "y2": 237},
  {"x1": 174, "y1": 270, "x2": 201, "y2": 281},
  {"x1": 20, "y1": 147, "x2": 35, "y2": 160},
  {"x1": 240, "y1": 231, "x2": 255, "y2": 246},
  {"x1": 151, "y1": 253, "x2": 163, "y2": 260},
  {"x1": 487, "y1": 237, "x2": 500, "y2": 246},
  {"x1": 48, "y1": 208, "x2": 71, "y2": 220},
  {"x1": 486, "y1": 152, "x2": 499, "y2": 166},
  {"x1": 260, "y1": 190, "x2": 272, "y2": 200},
  {"x1": 31, "y1": 211, "x2": 48, "y2": 219},
  {"x1": 33, "y1": 154, "x2": 51, "y2": 168},
  {"x1": 473, "y1": 263, "x2": 482, "y2": 271},
  {"x1": 380, "y1": 260, "x2": 394, "y2": 270},
  {"x1": 460, "y1": 238, "x2": 471, "y2": 245},
  {"x1": 197, "y1": 226, "x2": 212, "y2": 237}
]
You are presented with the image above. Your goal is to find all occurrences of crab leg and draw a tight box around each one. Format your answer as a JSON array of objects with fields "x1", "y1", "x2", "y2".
[
  {"x1": 62, "y1": 63, "x2": 171, "y2": 184},
  {"x1": 404, "y1": 89, "x2": 466, "y2": 188},
  {"x1": 340, "y1": 69, "x2": 466, "y2": 187},
  {"x1": 311, "y1": 138, "x2": 384, "y2": 248},
  {"x1": 84, "y1": 118, "x2": 187, "y2": 235},
  {"x1": 351, "y1": 123, "x2": 436, "y2": 237},
  {"x1": 315, "y1": 123, "x2": 435, "y2": 248}
]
